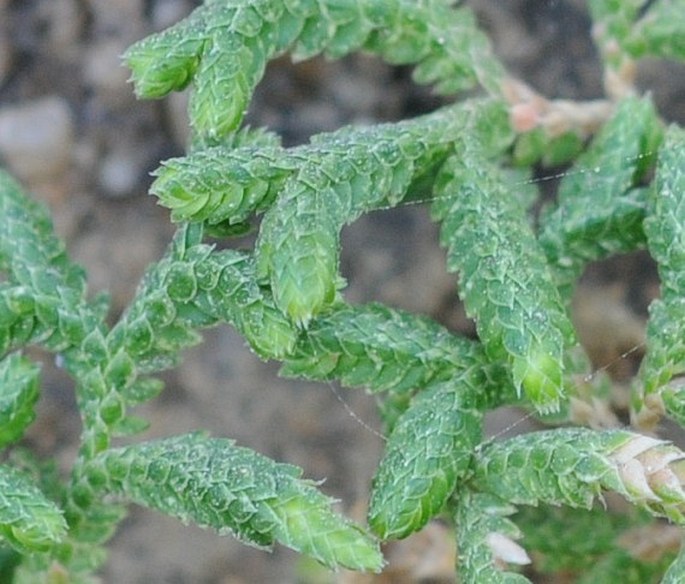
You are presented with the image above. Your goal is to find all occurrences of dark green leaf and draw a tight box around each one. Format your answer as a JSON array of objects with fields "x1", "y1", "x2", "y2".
[{"x1": 94, "y1": 434, "x2": 383, "y2": 572}]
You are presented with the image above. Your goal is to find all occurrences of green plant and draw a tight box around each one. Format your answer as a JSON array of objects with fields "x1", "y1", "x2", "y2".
[{"x1": 1, "y1": 0, "x2": 685, "y2": 581}]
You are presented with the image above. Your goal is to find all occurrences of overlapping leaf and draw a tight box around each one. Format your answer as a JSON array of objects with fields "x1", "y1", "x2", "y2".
[
  {"x1": 93, "y1": 433, "x2": 383, "y2": 572},
  {"x1": 0, "y1": 170, "x2": 102, "y2": 355},
  {"x1": 454, "y1": 492, "x2": 531, "y2": 583},
  {"x1": 639, "y1": 125, "x2": 685, "y2": 418},
  {"x1": 111, "y1": 223, "x2": 296, "y2": 370},
  {"x1": 282, "y1": 302, "x2": 508, "y2": 398},
  {"x1": 0, "y1": 465, "x2": 66, "y2": 554},
  {"x1": 432, "y1": 142, "x2": 575, "y2": 413},
  {"x1": 368, "y1": 380, "x2": 483, "y2": 540},
  {"x1": 538, "y1": 96, "x2": 662, "y2": 299},
  {"x1": 0, "y1": 354, "x2": 39, "y2": 448},
  {"x1": 474, "y1": 428, "x2": 685, "y2": 523},
  {"x1": 151, "y1": 145, "x2": 292, "y2": 225},
  {"x1": 125, "y1": 0, "x2": 502, "y2": 139},
  {"x1": 254, "y1": 104, "x2": 474, "y2": 325}
]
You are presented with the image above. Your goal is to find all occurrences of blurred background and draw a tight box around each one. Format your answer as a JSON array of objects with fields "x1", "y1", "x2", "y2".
[{"x1": 1, "y1": 1, "x2": 684, "y2": 582}]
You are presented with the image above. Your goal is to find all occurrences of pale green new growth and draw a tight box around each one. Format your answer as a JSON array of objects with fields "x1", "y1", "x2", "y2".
[{"x1": 1, "y1": 0, "x2": 685, "y2": 580}]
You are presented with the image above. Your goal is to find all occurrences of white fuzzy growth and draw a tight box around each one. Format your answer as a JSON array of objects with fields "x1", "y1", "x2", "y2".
[{"x1": 486, "y1": 532, "x2": 531, "y2": 566}]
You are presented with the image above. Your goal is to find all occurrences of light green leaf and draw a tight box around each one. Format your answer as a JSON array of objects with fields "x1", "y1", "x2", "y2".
[
  {"x1": 538, "y1": 96, "x2": 662, "y2": 298},
  {"x1": 255, "y1": 103, "x2": 474, "y2": 325},
  {"x1": 281, "y1": 302, "x2": 506, "y2": 398},
  {"x1": 0, "y1": 170, "x2": 101, "y2": 354},
  {"x1": 150, "y1": 145, "x2": 292, "y2": 225},
  {"x1": 113, "y1": 224, "x2": 297, "y2": 365}
]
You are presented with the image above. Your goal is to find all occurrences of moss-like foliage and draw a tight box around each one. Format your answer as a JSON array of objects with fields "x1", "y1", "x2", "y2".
[
  {"x1": 93, "y1": 434, "x2": 383, "y2": 572},
  {"x1": 1, "y1": 0, "x2": 684, "y2": 581}
]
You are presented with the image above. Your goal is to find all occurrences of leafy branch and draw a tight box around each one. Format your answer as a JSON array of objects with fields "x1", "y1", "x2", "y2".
[{"x1": 0, "y1": 0, "x2": 684, "y2": 581}]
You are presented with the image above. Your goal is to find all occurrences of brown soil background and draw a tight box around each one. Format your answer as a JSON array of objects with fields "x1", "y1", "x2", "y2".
[{"x1": 1, "y1": 1, "x2": 684, "y2": 582}]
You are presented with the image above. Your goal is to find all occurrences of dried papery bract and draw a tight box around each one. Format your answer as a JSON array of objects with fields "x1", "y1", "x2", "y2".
[{"x1": 474, "y1": 429, "x2": 685, "y2": 522}]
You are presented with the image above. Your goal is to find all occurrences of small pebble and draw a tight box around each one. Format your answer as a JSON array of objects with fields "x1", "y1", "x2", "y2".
[
  {"x1": 39, "y1": 0, "x2": 84, "y2": 55},
  {"x1": 99, "y1": 147, "x2": 144, "y2": 198},
  {"x1": 83, "y1": 40, "x2": 132, "y2": 106},
  {"x1": 151, "y1": 0, "x2": 193, "y2": 31},
  {"x1": 0, "y1": 96, "x2": 74, "y2": 184},
  {"x1": 165, "y1": 90, "x2": 191, "y2": 148},
  {"x1": 88, "y1": 0, "x2": 144, "y2": 37},
  {"x1": 0, "y1": 1, "x2": 11, "y2": 86}
]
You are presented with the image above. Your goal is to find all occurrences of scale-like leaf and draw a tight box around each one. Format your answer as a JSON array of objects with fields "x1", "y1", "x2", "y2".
[
  {"x1": 0, "y1": 170, "x2": 101, "y2": 354},
  {"x1": 150, "y1": 145, "x2": 292, "y2": 225},
  {"x1": 125, "y1": 0, "x2": 502, "y2": 139},
  {"x1": 474, "y1": 428, "x2": 685, "y2": 523},
  {"x1": 94, "y1": 433, "x2": 383, "y2": 572},
  {"x1": 0, "y1": 465, "x2": 66, "y2": 553},
  {"x1": 433, "y1": 143, "x2": 574, "y2": 413},
  {"x1": 112, "y1": 223, "x2": 297, "y2": 371},
  {"x1": 0, "y1": 354, "x2": 40, "y2": 448},
  {"x1": 368, "y1": 380, "x2": 483, "y2": 539},
  {"x1": 255, "y1": 103, "x2": 480, "y2": 325},
  {"x1": 282, "y1": 302, "x2": 488, "y2": 394},
  {"x1": 538, "y1": 96, "x2": 662, "y2": 298},
  {"x1": 454, "y1": 491, "x2": 531, "y2": 583},
  {"x1": 639, "y1": 125, "x2": 685, "y2": 423}
]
